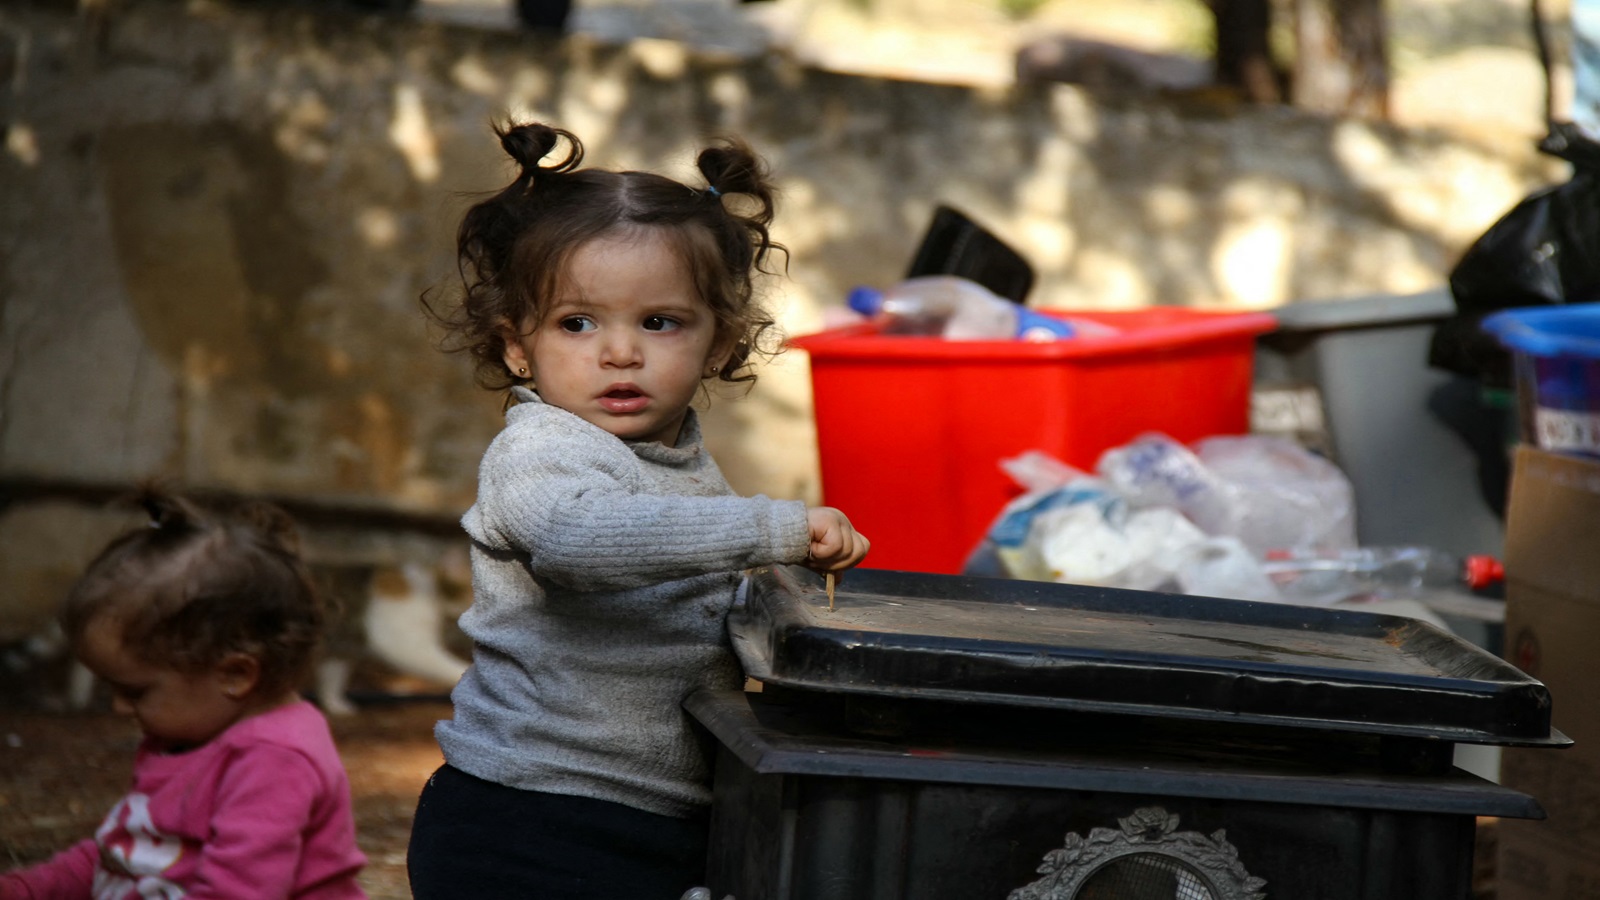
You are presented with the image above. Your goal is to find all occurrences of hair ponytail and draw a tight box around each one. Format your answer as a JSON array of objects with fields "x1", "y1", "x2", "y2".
[
  {"x1": 496, "y1": 122, "x2": 584, "y2": 184},
  {"x1": 136, "y1": 485, "x2": 202, "y2": 535},
  {"x1": 695, "y1": 138, "x2": 780, "y2": 276}
]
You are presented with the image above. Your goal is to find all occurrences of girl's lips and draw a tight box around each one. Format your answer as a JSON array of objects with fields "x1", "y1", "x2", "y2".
[{"x1": 598, "y1": 387, "x2": 649, "y2": 413}]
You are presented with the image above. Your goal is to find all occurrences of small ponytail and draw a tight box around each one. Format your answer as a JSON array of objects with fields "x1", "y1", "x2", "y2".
[
  {"x1": 135, "y1": 485, "x2": 203, "y2": 533},
  {"x1": 495, "y1": 122, "x2": 583, "y2": 185},
  {"x1": 694, "y1": 137, "x2": 781, "y2": 278}
]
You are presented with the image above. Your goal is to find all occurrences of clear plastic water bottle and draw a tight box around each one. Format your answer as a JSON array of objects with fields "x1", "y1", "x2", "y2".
[
  {"x1": 847, "y1": 275, "x2": 1079, "y2": 341},
  {"x1": 1258, "y1": 545, "x2": 1504, "y2": 607}
]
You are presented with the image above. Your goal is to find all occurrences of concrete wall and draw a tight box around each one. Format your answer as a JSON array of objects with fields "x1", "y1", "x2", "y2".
[{"x1": 0, "y1": 0, "x2": 1564, "y2": 637}]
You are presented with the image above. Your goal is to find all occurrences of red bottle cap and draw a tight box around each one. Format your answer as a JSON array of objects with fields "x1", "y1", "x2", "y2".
[{"x1": 1463, "y1": 554, "x2": 1505, "y2": 589}]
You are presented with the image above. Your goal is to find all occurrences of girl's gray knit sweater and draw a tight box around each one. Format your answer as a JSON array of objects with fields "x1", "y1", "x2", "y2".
[{"x1": 436, "y1": 388, "x2": 811, "y2": 818}]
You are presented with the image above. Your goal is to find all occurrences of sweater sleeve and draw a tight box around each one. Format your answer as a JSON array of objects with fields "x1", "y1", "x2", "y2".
[
  {"x1": 471, "y1": 419, "x2": 811, "y2": 590},
  {"x1": 0, "y1": 838, "x2": 99, "y2": 899},
  {"x1": 186, "y1": 744, "x2": 320, "y2": 900}
]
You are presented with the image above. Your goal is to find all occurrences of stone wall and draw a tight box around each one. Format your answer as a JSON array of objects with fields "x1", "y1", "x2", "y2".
[{"x1": 0, "y1": 0, "x2": 1564, "y2": 636}]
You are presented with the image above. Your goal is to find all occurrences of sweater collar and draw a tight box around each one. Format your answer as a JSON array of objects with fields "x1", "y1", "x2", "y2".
[{"x1": 509, "y1": 387, "x2": 705, "y2": 466}]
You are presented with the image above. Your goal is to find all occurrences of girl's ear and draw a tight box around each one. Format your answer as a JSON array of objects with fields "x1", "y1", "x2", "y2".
[
  {"x1": 705, "y1": 334, "x2": 739, "y2": 378},
  {"x1": 498, "y1": 318, "x2": 531, "y2": 378},
  {"x1": 216, "y1": 652, "x2": 262, "y2": 702}
]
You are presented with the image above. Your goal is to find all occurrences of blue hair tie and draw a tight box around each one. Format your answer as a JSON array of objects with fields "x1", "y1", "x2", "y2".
[{"x1": 705, "y1": 185, "x2": 721, "y2": 198}]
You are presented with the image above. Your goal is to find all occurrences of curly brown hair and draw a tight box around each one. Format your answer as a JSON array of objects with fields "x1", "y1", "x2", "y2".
[
  {"x1": 423, "y1": 120, "x2": 787, "y2": 391},
  {"x1": 60, "y1": 488, "x2": 327, "y2": 700}
]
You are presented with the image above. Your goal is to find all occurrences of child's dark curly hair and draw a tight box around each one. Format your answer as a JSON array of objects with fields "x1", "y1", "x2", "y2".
[
  {"x1": 60, "y1": 488, "x2": 327, "y2": 700},
  {"x1": 424, "y1": 120, "x2": 787, "y2": 391}
]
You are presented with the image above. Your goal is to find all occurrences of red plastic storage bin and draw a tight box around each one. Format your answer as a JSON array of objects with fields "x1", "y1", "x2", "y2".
[{"x1": 791, "y1": 307, "x2": 1278, "y2": 574}]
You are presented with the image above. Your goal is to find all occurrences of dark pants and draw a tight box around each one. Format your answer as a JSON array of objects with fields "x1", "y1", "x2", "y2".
[{"x1": 407, "y1": 764, "x2": 710, "y2": 900}]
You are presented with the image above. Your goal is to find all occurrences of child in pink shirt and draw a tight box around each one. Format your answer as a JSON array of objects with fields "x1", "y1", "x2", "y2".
[{"x1": 1, "y1": 489, "x2": 368, "y2": 900}]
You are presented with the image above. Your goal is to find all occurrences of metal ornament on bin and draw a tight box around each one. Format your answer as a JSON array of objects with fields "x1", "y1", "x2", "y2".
[{"x1": 1007, "y1": 807, "x2": 1266, "y2": 900}]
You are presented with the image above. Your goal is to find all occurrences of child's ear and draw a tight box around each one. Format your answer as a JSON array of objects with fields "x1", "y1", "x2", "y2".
[
  {"x1": 498, "y1": 318, "x2": 532, "y2": 378},
  {"x1": 706, "y1": 335, "x2": 740, "y2": 378},
  {"x1": 216, "y1": 653, "x2": 262, "y2": 702}
]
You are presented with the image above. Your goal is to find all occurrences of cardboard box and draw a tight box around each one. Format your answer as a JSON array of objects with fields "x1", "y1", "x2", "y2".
[{"x1": 1497, "y1": 447, "x2": 1600, "y2": 899}]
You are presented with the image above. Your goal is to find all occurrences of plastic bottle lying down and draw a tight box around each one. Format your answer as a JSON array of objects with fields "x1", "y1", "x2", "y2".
[
  {"x1": 847, "y1": 276, "x2": 1115, "y2": 341},
  {"x1": 1256, "y1": 545, "x2": 1505, "y2": 606}
]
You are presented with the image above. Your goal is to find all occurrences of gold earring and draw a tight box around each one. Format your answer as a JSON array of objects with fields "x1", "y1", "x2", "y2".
[
  {"x1": 517, "y1": 366, "x2": 528, "y2": 376},
  {"x1": 708, "y1": 365, "x2": 719, "y2": 375}
]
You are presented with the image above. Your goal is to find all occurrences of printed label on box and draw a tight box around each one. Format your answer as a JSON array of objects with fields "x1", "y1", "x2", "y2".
[{"x1": 1535, "y1": 408, "x2": 1600, "y2": 455}]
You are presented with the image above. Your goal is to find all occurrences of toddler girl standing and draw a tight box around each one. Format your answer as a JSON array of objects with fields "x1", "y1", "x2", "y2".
[
  {"x1": 406, "y1": 121, "x2": 870, "y2": 899},
  {"x1": 0, "y1": 489, "x2": 367, "y2": 900}
]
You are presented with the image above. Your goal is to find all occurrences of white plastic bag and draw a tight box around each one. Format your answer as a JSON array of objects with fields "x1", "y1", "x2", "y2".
[
  {"x1": 1193, "y1": 434, "x2": 1357, "y2": 554},
  {"x1": 1095, "y1": 433, "x2": 1356, "y2": 557},
  {"x1": 1029, "y1": 502, "x2": 1208, "y2": 590},
  {"x1": 1172, "y1": 536, "x2": 1281, "y2": 603},
  {"x1": 967, "y1": 449, "x2": 1212, "y2": 590},
  {"x1": 970, "y1": 477, "x2": 1125, "y2": 582}
]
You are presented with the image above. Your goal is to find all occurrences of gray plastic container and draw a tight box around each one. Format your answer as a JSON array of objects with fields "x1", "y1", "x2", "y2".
[{"x1": 1254, "y1": 288, "x2": 1504, "y2": 559}]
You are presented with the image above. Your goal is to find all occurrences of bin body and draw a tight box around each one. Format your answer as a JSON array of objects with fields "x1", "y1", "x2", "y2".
[
  {"x1": 1254, "y1": 289, "x2": 1505, "y2": 558},
  {"x1": 792, "y1": 308, "x2": 1274, "y2": 574},
  {"x1": 693, "y1": 690, "x2": 1533, "y2": 900}
]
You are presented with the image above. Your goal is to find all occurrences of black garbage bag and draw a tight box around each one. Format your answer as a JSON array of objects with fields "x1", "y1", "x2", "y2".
[
  {"x1": 1428, "y1": 122, "x2": 1600, "y2": 388},
  {"x1": 1424, "y1": 123, "x2": 1600, "y2": 520}
]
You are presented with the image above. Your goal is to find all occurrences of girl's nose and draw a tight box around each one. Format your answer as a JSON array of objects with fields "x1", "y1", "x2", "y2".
[
  {"x1": 599, "y1": 330, "x2": 643, "y2": 367},
  {"x1": 111, "y1": 694, "x2": 135, "y2": 716}
]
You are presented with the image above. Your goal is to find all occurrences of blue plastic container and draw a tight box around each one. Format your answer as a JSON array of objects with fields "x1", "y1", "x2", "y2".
[{"x1": 1482, "y1": 303, "x2": 1600, "y2": 457}]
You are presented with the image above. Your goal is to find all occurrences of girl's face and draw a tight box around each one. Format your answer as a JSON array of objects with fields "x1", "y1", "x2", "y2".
[
  {"x1": 77, "y1": 615, "x2": 254, "y2": 751},
  {"x1": 503, "y1": 229, "x2": 730, "y2": 446}
]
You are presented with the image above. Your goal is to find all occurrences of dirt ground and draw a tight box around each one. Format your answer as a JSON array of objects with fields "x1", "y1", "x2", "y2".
[{"x1": 0, "y1": 700, "x2": 449, "y2": 900}]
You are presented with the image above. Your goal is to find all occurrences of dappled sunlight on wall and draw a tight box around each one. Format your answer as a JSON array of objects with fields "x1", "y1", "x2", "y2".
[
  {"x1": 1210, "y1": 177, "x2": 1297, "y2": 309},
  {"x1": 7, "y1": 122, "x2": 39, "y2": 166},
  {"x1": 390, "y1": 84, "x2": 441, "y2": 183},
  {"x1": 1331, "y1": 119, "x2": 1530, "y2": 247}
]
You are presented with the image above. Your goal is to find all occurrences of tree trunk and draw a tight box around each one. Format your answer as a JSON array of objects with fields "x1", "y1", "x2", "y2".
[
  {"x1": 1209, "y1": 0, "x2": 1283, "y2": 103},
  {"x1": 1291, "y1": 0, "x2": 1391, "y2": 118}
]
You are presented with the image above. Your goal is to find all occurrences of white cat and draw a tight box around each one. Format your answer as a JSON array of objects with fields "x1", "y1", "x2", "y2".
[{"x1": 315, "y1": 559, "x2": 472, "y2": 716}]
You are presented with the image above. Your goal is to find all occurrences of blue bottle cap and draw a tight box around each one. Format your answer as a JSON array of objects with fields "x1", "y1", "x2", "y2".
[
  {"x1": 1014, "y1": 307, "x2": 1076, "y2": 340},
  {"x1": 847, "y1": 286, "x2": 885, "y2": 317}
]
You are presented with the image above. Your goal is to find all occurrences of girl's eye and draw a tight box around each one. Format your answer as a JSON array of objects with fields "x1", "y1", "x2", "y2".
[
  {"x1": 558, "y1": 316, "x2": 596, "y2": 333},
  {"x1": 643, "y1": 316, "x2": 681, "y2": 332}
]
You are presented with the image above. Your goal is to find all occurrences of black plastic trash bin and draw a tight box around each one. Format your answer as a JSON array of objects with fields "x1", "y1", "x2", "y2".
[{"x1": 694, "y1": 566, "x2": 1566, "y2": 900}]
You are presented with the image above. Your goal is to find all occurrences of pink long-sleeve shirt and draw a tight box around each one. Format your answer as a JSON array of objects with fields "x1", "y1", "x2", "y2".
[{"x1": 2, "y1": 700, "x2": 367, "y2": 900}]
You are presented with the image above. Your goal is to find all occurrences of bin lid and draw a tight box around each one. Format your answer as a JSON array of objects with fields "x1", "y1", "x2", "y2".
[
  {"x1": 1267, "y1": 289, "x2": 1456, "y2": 333},
  {"x1": 729, "y1": 566, "x2": 1568, "y2": 747},
  {"x1": 1482, "y1": 302, "x2": 1600, "y2": 359}
]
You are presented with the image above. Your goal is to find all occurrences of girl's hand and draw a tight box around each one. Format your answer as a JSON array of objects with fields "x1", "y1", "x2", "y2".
[{"x1": 804, "y1": 507, "x2": 870, "y2": 574}]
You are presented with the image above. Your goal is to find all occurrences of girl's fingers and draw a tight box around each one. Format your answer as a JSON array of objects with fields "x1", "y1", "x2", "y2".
[
  {"x1": 804, "y1": 507, "x2": 868, "y2": 571},
  {"x1": 810, "y1": 533, "x2": 869, "y2": 573}
]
